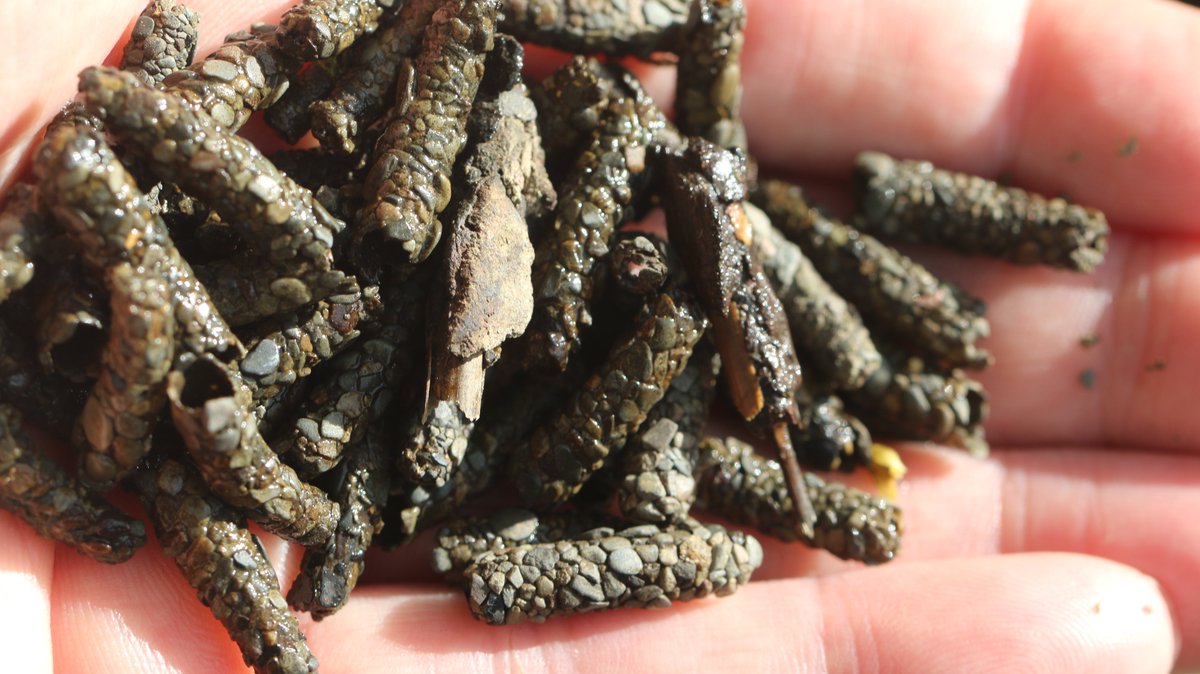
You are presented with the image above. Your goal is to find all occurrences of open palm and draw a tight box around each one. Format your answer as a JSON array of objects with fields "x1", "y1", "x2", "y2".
[{"x1": 1, "y1": 0, "x2": 1197, "y2": 671}]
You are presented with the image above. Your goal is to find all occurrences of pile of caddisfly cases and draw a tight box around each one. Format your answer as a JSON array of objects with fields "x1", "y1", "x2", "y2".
[{"x1": 0, "y1": 0, "x2": 1110, "y2": 671}]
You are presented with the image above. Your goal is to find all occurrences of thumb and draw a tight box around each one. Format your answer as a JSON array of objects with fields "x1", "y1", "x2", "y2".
[{"x1": 295, "y1": 552, "x2": 1178, "y2": 674}]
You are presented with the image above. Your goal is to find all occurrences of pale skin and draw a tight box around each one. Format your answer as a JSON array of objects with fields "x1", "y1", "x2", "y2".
[{"x1": 1, "y1": 0, "x2": 1198, "y2": 671}]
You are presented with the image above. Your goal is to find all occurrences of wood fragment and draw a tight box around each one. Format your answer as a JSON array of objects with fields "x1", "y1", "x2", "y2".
[{"x1": 403, "y1": 44, "x2": 543, "y2": 485}]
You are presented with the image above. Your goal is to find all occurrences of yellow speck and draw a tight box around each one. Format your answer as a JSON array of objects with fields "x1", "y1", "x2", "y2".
[
  {"x1": 124, "y1": 228, "x2": 142, "y2": 251},
  {"x1": 868, "y1": 444, "x2": 906, "y2": 500}
]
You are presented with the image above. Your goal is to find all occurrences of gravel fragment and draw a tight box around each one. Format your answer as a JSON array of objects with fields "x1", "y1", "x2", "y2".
[
  {"x1": 0, "y1": 184, "x2": 39, "y2": 304},
  {"x1": 752, "y1": 179, "x2": 992, "y2": 369},
  {"x1": 852, "y1": 151, "x2": 1109, "y2": 272},
  {"x1": 133, "y1": 459, "x2": 318, "y2": 673},
  {"x1": 167, "y1": 355, "x2": 340, "y2": 546},
  {"x1": 499, "y1": 0, "x2": 689, "y2": 57},
  {"x1": 288, "y1": 432, "x2": 390, "y2": 619},
  {"x1": 464, "y1": 518, "x2": 760, "y2": 624},
  {"x1": 76, "y1": 257, "x2": 175, "y2": 489},
  {"x1": 509, "y1": 292, "x2": 706, "y2": 509},
  {"x1": 696, "y1": 435, "x2": 902, "y2": 564},
  {"x1": 310, "y1": 0, "x2": 441, "y2": 154},
  {"x1": 277, "y1": 0, "x2": 395, "y2": 60},
  {"x1": 120, "y1": 0, "x2": 200, "y2": 86},
  {"x1": 80, "y1": 67, "x2": 350, "y2": 318},
  {"x1": 356, "y1": 0, "x2": 500, "y2": 266}
]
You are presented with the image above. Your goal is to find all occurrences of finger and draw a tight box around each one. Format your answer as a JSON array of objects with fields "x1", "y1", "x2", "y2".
[
  {"x1": 0, "y1": 513, "x2": 54, "y2": 674},
  {"x1": 907, "y1": 231, "x2": 1200, "y2": 451},
  {"x1": 0, "y1": 0, "x2": 296, "y2": 189},
  {"x1": 751, "y1": 444, "x2": 1200, "y2": 668},
  {"x1": 733, "y1": 0, "x2": 1200, "y2": 234},
  {"x1": 302, "y1": 553, "x2": 1175, "y2": 674}
]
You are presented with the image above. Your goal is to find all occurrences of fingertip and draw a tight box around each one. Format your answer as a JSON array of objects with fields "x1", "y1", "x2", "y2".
[{"x1": 818, "y1": 553, "x2": 1178, "y2": 674}]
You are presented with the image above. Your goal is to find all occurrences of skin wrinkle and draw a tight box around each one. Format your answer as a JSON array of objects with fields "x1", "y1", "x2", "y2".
[
  {"x1": 821, "y1": 576, "x2": 883, "y2": 674},
  {"x1": 29, "y1": 445, "x2": 1195, "y2": 671},
  {"x1": 14, "y1": 448, "x2": 1195, "y2": 666},
  {"x1": 503, "y1": 632, "x2": 519, "y2": 674},
  {"x1": 805, "y1": 576, "x2": 829, "y2": 674},
  {"x1": 1101, "y1": 238, "x2": 1189, "y2": 448},
  {"x1": 1000, "y1": 454, "x2": 1031, "y2": 554},
  {"x1": 1096, "y1": 236, "x2": 1198, "y2": 449},
  {"x1": 991, "y1": 0, "x2": 1037, "y2": 175},
  {"x1": 1008, "y1": 0, "x2": 1200, "y2": 233},
  {"x1": 875, "y1": 555, "x2": 1170, "y2": 672},
  {"x1": 1092, "y1": 231, "x2": 1132, "y2": 450},
  {"x1": 1080, "y1": 465, "x2": 1107, "y2": 560},
  {"x1": 51, "y1": 536, "x2": 256, "y2": 674}
]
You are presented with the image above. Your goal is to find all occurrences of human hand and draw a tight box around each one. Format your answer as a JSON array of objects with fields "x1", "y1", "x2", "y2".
[{"x1": 1, "y1": 0, "x2": 1197, "y2": 672}]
